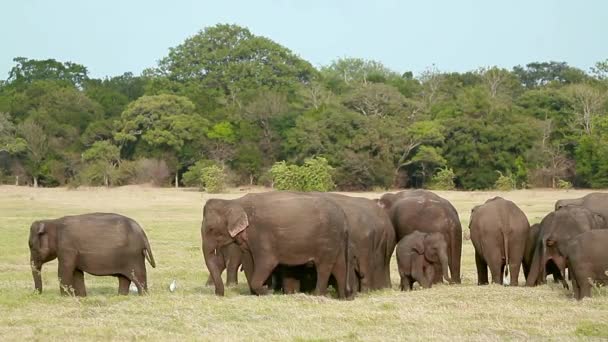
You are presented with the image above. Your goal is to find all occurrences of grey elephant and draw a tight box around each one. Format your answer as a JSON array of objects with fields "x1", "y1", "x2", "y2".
[
  {"x1": 526, "y1": 206, "x2": 606, "y2": 287},
  {"x1": 565, "y1": 230, "x2": 608, "y2": 300},
  {"x1": 469, "y1": 197, "x2": 530, "y2": 286},
  {"x1": 205, "y1": 242, "x2": 242, "y2": 287},
  {"x1": 201, "y1": 191, "x2": 352, "y2": 298},
  {"x1": 28, "y1": 213, "x2": 156, "y2": 296},
  {"x1": 378, "y1": 189, "x2": 462, "y2": 284},
  {"x1": 396, "y1": 231, "x2": 450, "y2": 291},
  {"x1": 555, "y1": 192, "x2": 608, "y2": 221},
  {"x1": 524, "y1": 223, "x2": 562, "y2": 285}
]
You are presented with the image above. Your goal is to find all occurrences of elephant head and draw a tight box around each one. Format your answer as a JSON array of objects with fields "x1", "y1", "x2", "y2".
[
  {"x1": 28, "y1": 220, "x2": 58, "y2": 293},
  {"x1": 202, "y1": 199, "x2": 249, "y2": 296},
  {"x1": 554, "y1": 198, "x2": 583, "y2": 211},
  {"x1": 422, "y1": 233, "x2": 451, "y2": 284},
  {"x1": 376, "y1": 193, "x2": 398, "y2": 211}
]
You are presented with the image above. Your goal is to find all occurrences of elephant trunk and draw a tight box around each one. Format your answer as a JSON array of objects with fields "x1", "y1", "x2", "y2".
[
  {"x1": 202, "y1": 234, "x2": 224, "y2": 296},
  {"x1": 439, "y1": 250, "x2": 451, "y2": 284},
  {"x1": 31, "y1": 256, "x2": 42, "y2": 293}
]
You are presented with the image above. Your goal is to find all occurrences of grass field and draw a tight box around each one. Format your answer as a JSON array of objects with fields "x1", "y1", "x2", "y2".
[{"x1": 1, "y1": 186, "x2": 607, "y2": 341}]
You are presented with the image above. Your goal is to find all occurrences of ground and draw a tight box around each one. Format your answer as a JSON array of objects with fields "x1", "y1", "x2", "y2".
[{"x1": 1, "y1": 186, "x2": 607, "y2": 341}]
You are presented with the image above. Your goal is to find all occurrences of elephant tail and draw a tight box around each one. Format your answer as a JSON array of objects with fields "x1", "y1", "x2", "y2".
[
  {"x1": 143, "y1": 235, "x2": 156, "y2": 268},
  {"x1": 502, "y1": 230, "x2": 509, "y2": 279},
  {"x1": 345, "y1": 227, "x2": 352, "y2": 298}
]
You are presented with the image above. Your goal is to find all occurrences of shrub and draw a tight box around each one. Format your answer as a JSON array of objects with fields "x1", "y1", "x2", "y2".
[
  {"x1": 269, "y1": 157, "x2": 335, "y2": 192},
  {"x1": 557, "y1": 179, "x2": 573, "y2": 189},
  {"x1": 494, "y1": 171, "x2": 516, "y2": 191},
  {"x1": 428, "y1": 167, "x2": 456, "y2": 190},
  {"x1": 201, "y1": 165, "x2": 226, "y2": 193},
  {"x1": 182, "y1": 160, "x2": 217, "y2": 187}
]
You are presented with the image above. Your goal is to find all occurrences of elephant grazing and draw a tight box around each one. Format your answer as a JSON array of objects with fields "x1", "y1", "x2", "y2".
[
  {"x1": 526, "y1": 206, "x2": 607, "y2": 287},
  {"x1": 28, "y1": 213, "x2": 156, "y2": 296},
  {"x1": 555, "y1": 192, "x2": 608, "y2": 221},
  {"x1": 469, "y1": 197, "x2": 530, "y2": 286},
  {"x1": 201, "y1": 191, "x2": 352, "y2": 298},
  {"x1": 378, "y1": 190, "x2": 462, "y2": 284},
  {"x1": 396, "y1": 231, "x2": 451, "y2": 291},
  {"x1": 565, "y1": 230, "x2": 608, "y2": 300}
]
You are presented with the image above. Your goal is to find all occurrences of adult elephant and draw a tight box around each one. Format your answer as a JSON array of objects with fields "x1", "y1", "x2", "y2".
[
  {"x1": 201, "y1": 191, "x2": 352, "y2": 298},
  {"x1": 523, "y1": 223, "x2": 562, "y2": 285},
  {"x1": 204, "y1": 242, "x2": 242, "y2": 287},
  {"x1": 525, "y1": 206, "x2": 606, "y2": 287},
  {"x1": 469, "y1": 197, "x2": 530, "y2": 286},
  {"x1": 272, "y1": 193, "x2": 396, "y2": 294},
  {"x1": 378, "y1": 190, "x2": 462, "y2": 284},
  {"x1": 28, "y1": 213, "x2": 156, "y2": 296},
  {"x1": 320, "y1": 193, "x2": 395, "y2": 291},
  {"x1": 555, "y1": 192, "x2": 608, "y2": 220},
  {"x1": 565, "y1": 230, "x2": 608, "y2": 300}
]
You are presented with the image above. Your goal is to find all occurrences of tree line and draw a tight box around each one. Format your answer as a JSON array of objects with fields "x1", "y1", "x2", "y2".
[{"x1": 1, "y1": 24, "x2": 607, "y2": 190}]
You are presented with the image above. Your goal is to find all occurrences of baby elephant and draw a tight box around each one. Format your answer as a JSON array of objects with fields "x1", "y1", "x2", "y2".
[
  {"x1": 28, "y1": 213, "x2": 156, "y2": 296},
  {"x1": 396, "y1": 231, "x2": 451, "y2": 291},
  {"x1": 565, "y1": 230, "x2": 608, "y2": 300}
]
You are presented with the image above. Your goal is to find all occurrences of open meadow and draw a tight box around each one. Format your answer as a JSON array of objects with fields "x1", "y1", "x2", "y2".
[{"x1": 1, "y1": 186, "x2": 607, "y2": 341}]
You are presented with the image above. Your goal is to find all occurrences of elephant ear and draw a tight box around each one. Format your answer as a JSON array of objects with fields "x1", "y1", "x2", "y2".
[
  {"x1": 412, "y1": 238, "x2": 425, "y2": 254},
  {"x1": 226, "y1": 205, "x2": 249, "y2": 238},
  {"x1": 377, "y1": 193, "x2": 396, "y2": 209},
  {"x1": 592, "y1": 214, "x2": 606, "y2": 229}
]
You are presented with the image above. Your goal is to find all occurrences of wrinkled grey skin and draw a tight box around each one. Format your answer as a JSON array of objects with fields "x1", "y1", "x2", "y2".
[
  {"x1": 565, "y1": 230, "x2": 608, "y2": 300},
  {"x1": 396, "y1": 231, "x2": 451, "y2": 291},
  {"x1": 526, "y1": 206, "x2": 607, "y2": 287},
  {"x1": 205, "y1": 242, "x2": 242, "y2": 287},
  {"x1": 378, "y1": 189, "x2": 462, "y2": 284},
  {"x1": 28, "y1": 213, "x2": 155, "y2": 296},
  {"x1": 469, "y1": 197, "x2": 530, "y2": 286},
  {"x1": 555, "y1": 193, "x2": 608, "y2": 221},
  {"x1": 201, "y1": 191, "x2": 352, "y2": 299}
]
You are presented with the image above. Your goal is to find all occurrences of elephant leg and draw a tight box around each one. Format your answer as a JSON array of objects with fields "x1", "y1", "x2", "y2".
[
  {"x1": 72, "y1": 269, "x2": 86, "y2": 297},
  {"x1": 282, "y1": 276, "x2": 300, "y2": 294},
  {"x1": 509, "y1": 262, "x2": 521, "y2": 287},
  {"x1": 226, "y1": 252, "x2": 241, "y2": 286},
  {"x1": 58, "y1": 254, "x2": 77, "y2": 296},
  {"x1": 400, "y1": 275, "x2": 411, "y2": 291},
  {"x1": 356, "y1": 256, "x2": 371, "y2": 293},
  {"x1": 118, "y1": 275, "x2": 130, "y2": 295},
  {"x1": 432, "y1": 263, "x2": 442, "y2": 284},
  {"x1": 129, "y1": 261, "x2": 148, "y2": 295},
  {"x1": 475, "y1": 251, "x2": 489, "y2": 285},
  {"x1": 250, "y1": 259, "x2": 278, "y2": 296},
  {"x1": 314, "y1": 262, "x2": 334, "y2": 297},
  {"x1": 331, "y1": 255, "x2": 349, "y2": 299},
  {"x1": 422, "y1": 265, "x2": 435, "y2": 289}
]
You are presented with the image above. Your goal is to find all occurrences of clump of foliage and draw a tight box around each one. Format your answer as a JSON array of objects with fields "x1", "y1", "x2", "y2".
[
  {"x1": 270, "y1": 157, "x2": 335, "y2": 192},
  {"x1": 182, "y1": 160, "x2": 217, "y2": 187},
  {"x1": 557, "y1": 179, "x2": 573, "y2": 189},
  {"x1": 200, "y1": 165, "x2": 226, "y2": 193},
  {"x1": 428, "y1": 167, "x2": 456, "y2": 190},
  {"x1": 494, "y1": 171, "x2": 516, "y2": 191}
]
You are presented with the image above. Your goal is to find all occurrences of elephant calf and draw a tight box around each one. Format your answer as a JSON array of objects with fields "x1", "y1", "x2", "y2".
[
  {"x1": 469, "y1": 197, "x2": 530, "y2": 286},
  {"x1": 565, "y1": 230, "x2": 608, "y2": 300},
  {"x1": 396, "y1": 231, "x2": 450, "y2": 291},
  {"x1": 28, "y1": 213, "x2": 156, "y2": 296}
]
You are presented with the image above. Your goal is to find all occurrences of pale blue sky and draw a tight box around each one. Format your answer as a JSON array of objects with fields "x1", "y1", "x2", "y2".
[{"x1": 1, "y1": 0, "x2": 606, "y2": 78}]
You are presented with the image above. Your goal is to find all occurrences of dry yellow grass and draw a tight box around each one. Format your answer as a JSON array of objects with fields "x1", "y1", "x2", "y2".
[{"x1": 1, "y1": 186, "x2": 607, "y2": 341}]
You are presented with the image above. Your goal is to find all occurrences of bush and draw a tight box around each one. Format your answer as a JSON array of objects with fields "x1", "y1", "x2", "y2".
[
  {"x1": 201, "y1": 165, "x2": 226, "y2": 193},
  {"x1": 182, "y1": 160, "x2": 217, "y2": 187},
  {"x1": 494, "y1": 171, "x2": 515, "y2": 191},
  {"x1": 557, "y1": 179, "x2": 573, "y2": 189},
  {"x1": 269, "y1": 157, "x2": 335, "y2": 192},
  {"x1": 428, "y1": 167, "x2": 456, "y2": 190}
]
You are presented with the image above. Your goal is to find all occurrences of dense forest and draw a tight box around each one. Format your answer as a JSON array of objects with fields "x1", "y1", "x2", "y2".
[{"x1": 1, "y1": 24, "x2": 607, "y2": 190}]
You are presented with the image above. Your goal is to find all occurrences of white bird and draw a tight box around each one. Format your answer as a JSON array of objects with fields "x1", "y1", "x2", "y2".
[
  {"x1": 129, "y1": 282, "x2": 138, "y2": 293},
  {"x1": 169, "y1": 279, "x2": 177, "y2": 293}
]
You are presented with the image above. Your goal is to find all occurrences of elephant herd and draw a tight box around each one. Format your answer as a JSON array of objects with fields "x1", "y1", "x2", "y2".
[{"x1": 27, "y1": 190, "x2": 608, "y2": 301}]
